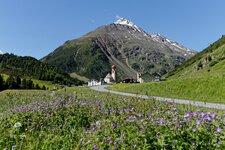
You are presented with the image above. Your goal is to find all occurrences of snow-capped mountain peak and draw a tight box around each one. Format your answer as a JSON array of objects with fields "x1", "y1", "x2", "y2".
[
  {"x1": 114, "y1": 17, "x2": 142, "y2": 32},
  {"x1": 114, "y1": 17, "x2": 196, "y2": 57}
]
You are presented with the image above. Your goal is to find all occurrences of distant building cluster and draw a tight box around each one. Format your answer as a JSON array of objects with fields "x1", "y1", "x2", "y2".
[{"x1": 88, "y1": 64, "x2": 145, "y2": 86}]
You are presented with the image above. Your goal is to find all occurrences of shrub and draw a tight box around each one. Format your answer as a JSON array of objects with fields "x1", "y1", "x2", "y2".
[{"x1": 209, "y1": 60, "x2": 219, "y2": 67}]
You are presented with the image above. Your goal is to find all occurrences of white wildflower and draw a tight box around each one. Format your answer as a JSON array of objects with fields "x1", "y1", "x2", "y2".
[
  {"x1": 19, "y1": 133, "x2": 26, "y2": 139},
  {"x1": 14, "y1": 122, "x2": 22, "y2": 128}
]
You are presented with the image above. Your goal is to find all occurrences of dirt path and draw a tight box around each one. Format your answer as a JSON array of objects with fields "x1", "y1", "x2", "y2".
[{"x1": 90, "y1": 85, "x2": 225, "y2": 110}]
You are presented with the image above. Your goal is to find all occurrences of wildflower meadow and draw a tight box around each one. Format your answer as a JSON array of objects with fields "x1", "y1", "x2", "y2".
[{"x1": 0, "y1": 87, "x2": 225, "y2": 149}]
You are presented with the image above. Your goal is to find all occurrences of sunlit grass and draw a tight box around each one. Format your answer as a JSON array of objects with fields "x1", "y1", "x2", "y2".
[{"x1": 109, "y1": 77, "x2": 225, "y2": 104}]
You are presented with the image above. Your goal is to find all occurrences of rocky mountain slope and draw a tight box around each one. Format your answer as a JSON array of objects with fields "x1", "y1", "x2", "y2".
[
  {"x1": 42, "y1": 18, "x2": 196, "y2": 80},
  {"x1": 165, "y1": 35, "x2": 225, "y2": 79}
]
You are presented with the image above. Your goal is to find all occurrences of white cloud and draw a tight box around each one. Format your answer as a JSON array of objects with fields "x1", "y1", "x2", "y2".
[{"x1": 0, "y1": 50, "x2": 4, "y2": 54}]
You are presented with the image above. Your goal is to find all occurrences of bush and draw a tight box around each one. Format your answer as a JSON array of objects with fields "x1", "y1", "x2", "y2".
[{"x1": 209, "y1": 60, "x2": 219, "y2": 67}]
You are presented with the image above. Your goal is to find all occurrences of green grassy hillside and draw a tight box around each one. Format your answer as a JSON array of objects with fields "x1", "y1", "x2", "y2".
[
  {"x1": 70, "y1": 72, "x2": 89, "y2": 82},
  {"x1": 42, "y1": 39, "x2": 111, "y2": 79},
  {"x1": 165, "y1": 35, "x2": 225, "y2": 79}
]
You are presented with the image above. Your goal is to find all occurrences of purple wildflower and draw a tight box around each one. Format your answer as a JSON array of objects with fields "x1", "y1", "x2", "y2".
[
  {"x1": 217, "y1": 141, "x2": 222, "y2": 145},
  {"x1": 211, "y1": 113, "x2": 216, "y2": 118},
  {"x1": 108, "y1": 139, "x2": 113, "y2": 144},
  {"x1": 206, "y1": 112, "x2": 211, "y2": 115},
  {"x1": 147, "y1": 114, "x2": 152, "y2": 118},
  {"x1": 92, "y1": 124, "x2": 96, "y2": 131},
  {"x1": 193, "y1": 112, "x2": 197, "y2": 117},
  {"x1": 196, "y1": 120, "x2": 201, "y2": 125},
  {"x1": 216, "y1": 127, "x2": 222, "y2": 133},
  {"x1": 94, "y1": 144, "x2": 99, "y2": 150},
  {"x1": 160, "y1": 118, "x2": 164, "y2": 125},
  {"x1": 84, "y1": 129, "x2": 90, "y2": 134},
  {"x1": 111, "y1": 122, "x2": 117, "y2": 129},
  {"x1": 204, "y1": 116, "x2": 211, "y2": 121},
  {"x1": 173, "y1": 117, "x2": 177, "y2": 121},
  {"x1": 138, "y1": 112, "x2": 142, "y2": 117},
  {"x1": 184, "y1": 113, "x2": 190, "y2": 118},
  {"x1": 170, "y1": 101, "x2": 174, "y2": 105}
]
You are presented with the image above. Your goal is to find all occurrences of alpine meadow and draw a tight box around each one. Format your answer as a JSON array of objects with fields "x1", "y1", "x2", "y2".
[{"x1": 1, "y1": 1, "x2": 225, "y2": 149}]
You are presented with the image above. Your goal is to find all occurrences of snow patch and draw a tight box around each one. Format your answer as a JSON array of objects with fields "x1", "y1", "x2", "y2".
[
  {"x1": 114, "y1": 18, "x2": 142, "y2": 32},
  {"x1": 114, "y1": 18, "x2": 195, "y2": 55},
  {"x1": 149, "y1": 33, "x2": 195, "y2": 55}
]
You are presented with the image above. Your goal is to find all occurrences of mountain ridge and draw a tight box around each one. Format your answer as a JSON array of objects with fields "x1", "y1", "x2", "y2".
[{"x1": 42, "y1": 18, "x2": 196, "y2": 81}]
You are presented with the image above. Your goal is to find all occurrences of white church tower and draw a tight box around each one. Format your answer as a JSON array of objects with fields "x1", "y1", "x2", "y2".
[
  {"x1": 111, "y1": 64, "x2": 116, "y2": 81},
  {"x1": 137, "y1": 73, "x2": 144, "y2": 83}
]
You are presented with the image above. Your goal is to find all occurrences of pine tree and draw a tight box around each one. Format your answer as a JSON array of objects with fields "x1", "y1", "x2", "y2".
[
  {"x1": 6, "y1": 75, "x2": 16, "y2": 89},
  {"x1": 15, "y1": 76, "x2": 21, "y2": 89},
  {"x1": 35, "y1": 84, "x2": 40, "y2": 89},
  {"x1": 0, "y1": 75, "x2": 4, "y2": 90},
  {"x1": 26, "y1": 79, "x2": 34, "y2": 89},
  {"x1": 21, "y1": 78, "x2": 27, "y2": 89}
]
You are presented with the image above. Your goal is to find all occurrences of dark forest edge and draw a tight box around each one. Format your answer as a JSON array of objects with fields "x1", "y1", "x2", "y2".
[
  {"x1": 0, "y1": 53, "x2": 84, "y2": 91},
  {"x1": 0, "y1": 74, "x2": 46, "y2": 91}
]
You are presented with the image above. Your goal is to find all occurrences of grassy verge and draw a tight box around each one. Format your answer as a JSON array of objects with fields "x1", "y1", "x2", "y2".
[
  {"x1": 70, "y1": 72, "x2": 89, "y2": 82},
  {"x1": 32, "y1": 79, "x2": 60, "y2": 90},
  {"x1": 109, "y1": 77, "x2": 225, "y2": 104}
]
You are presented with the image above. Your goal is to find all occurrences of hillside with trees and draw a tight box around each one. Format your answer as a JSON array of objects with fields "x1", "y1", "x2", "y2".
[
  {"x1": 0, "y1": 74, "x2": 46, "y2": 91},
  {"x1": 0, "y1": 53, "x2": 83, "y2": 90}
]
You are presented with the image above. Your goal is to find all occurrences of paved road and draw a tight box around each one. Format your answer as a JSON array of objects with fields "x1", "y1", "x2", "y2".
[{"x1": 90, "y1": 85, "x2": 225, "y2": 110}]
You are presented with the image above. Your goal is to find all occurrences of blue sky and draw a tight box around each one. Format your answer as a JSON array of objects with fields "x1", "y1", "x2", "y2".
[{"x1": 0, "y1": 0, "x2": 225, "y2": 59}]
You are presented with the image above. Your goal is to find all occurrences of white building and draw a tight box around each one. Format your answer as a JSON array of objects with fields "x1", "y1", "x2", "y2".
[
  {"x1": 104, "y1": 64, "x2": 117, "y2": 84},
  {"x1": 88, "y1": 79, "x2": 103, "y2": 86},
  {"x1": 104, "y1": 73, "x2": 113, "y2": 83},
  {"x1": 137, "y1": 73, "x2": 144, "y2": 83}
]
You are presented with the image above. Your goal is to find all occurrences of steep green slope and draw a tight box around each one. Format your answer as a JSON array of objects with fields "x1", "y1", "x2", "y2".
[
  {"x1": 42, "y1": 38, "x2": 111, "y2": 79},
  {"x1": 0, "y1": 53, "x2": 83, "y2": 86},
  {"x1": 165, "y1": 35, "x2": 225, "y2": 79}
]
